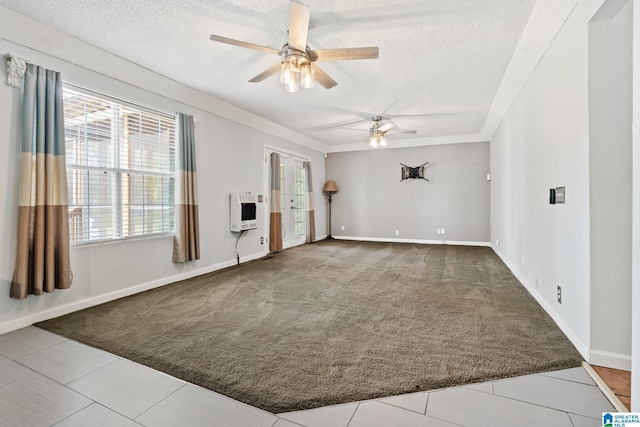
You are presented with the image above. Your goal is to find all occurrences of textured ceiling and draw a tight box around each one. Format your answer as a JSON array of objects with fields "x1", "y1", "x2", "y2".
[{"x1": 0, "y1": 0, "x2": 541, "y2": 151}]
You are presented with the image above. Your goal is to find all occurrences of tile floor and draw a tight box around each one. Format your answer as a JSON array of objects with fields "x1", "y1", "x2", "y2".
[{"x1": 0, "y1": 326, "x2": 616, "y2": 427}]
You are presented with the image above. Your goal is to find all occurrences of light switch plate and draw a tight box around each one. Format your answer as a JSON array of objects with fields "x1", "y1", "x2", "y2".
[{"x1": 555, "y1": 187, "x2": 565, "y2": 204}]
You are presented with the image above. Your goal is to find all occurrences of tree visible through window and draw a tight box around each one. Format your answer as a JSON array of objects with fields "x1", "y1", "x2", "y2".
[{"x1": 64, "y1": 87, "x2": 176, "y2": 243}]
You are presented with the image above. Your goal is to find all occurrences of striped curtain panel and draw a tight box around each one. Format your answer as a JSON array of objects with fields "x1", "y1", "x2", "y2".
[
  {"x1": 269, "y1": 152, "x2": 283, "y2": 252},
  {"x1": 11, "y1": 64, "x2": 72, "y2": 299},
  {"x1": 172, "y1": 113, "x2": 200, "y2": 263},
  {"x1": 303, "y1": 161, "x2": 316, "y2": 243}
]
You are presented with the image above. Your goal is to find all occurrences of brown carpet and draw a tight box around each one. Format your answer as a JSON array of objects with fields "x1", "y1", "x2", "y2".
[{"x1": 36, "y1": 240, "x2": 582, "y2": 413}]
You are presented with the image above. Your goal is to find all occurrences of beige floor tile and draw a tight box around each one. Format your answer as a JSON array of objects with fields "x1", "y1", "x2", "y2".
[
  {"x1": 493, "y1": 373, "x2": 614, "y2": 417},
  {"x1": 135, "y1": 383, "x2": 277, "y2": 427},
  {"x1": 17, "y1": 341, "x2": 117, "y2": 384},
  {"x1": 540, "y1": 367, "x2": 596, "y2": 386},
  {"x1": 376, "y1": 391, "x2": 429, "y2": 414},
  {"x1": 67, "y1": 359, "x2": 184, "y2": 419},
  {"x1": 349, "y1": 401, "x2": 458, "y2": 427},
  {"x1": 0, "y1": 354, "x2": 32, "y2": 387},
  {"x1": 273, "y1": 418, "x2": 307, "y2": 427},
  {"x1": 567, "y1": 413, "x2": 602, "y2": 427},
  {"x1": 0, "y1": 326, "x2": 66, "y2": 360},
  {"x1": 0, "y1": 373, "x2": 91, "y2": 427},
  {"x1": 463, "y1": 381, "x2": 494, "y2": 394},
  {"x1": 278, "y1": 402, "x2": 358, "y2": 427},
  {"x1": 53, "y1": 403, "x2": 140, "y2": 427},
  {"x1": 427, "y1": 387, "x2": 574, "y2": 427}
]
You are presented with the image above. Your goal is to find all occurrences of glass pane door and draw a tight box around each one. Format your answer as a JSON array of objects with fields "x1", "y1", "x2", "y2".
[{"x1": 280, "y1": 156, "x2": 306, "y2": 249}]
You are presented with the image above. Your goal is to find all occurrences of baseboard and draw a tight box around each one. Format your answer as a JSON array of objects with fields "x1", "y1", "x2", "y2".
[
  {"x1": 333, "y1": 236, "x2": 491, "y2": 247},
  {"x1": 589, "y1": 350, "x2": 632, "y2": 371},
  {"x1": 491, "y1": 245, "x2": 590, "y2": 360},
  {"x1": 0, "y1": 251, "x2": 268, "y2": 335}
]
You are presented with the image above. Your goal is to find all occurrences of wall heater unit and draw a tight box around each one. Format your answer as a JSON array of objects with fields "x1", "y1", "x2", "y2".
[{"x1": 230, "y1": 193, "x2": 258, "y2": 232}]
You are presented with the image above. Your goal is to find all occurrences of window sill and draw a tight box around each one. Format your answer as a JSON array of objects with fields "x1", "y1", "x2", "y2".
[{"x1": 70, "y1": 232, "x2": 174, "y2": 249}]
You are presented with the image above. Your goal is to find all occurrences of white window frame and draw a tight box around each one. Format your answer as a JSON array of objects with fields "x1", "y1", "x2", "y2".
[{"x1": 64, "y1": 84, "x2": 176, "y2": 245}]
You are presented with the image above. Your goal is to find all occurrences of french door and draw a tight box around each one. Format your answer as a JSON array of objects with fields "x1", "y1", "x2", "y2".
[{"x1": 279, "y1": 156, "x2": 306, "y2": 249}]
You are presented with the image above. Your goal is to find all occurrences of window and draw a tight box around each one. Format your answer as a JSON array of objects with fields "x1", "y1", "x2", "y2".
[
  {"x1": 64, "y1": 87, "x2": 176, "y2": 244},
  {"x1": 294, "y1": 166, "x2": 305, "y2": 236}
]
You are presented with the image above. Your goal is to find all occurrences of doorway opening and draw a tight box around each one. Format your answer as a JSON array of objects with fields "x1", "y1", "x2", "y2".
[{"x1": 265, "y1": 147, "x2": 309, "y2": 250}]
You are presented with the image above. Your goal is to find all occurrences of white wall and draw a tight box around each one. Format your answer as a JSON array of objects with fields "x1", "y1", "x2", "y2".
[
  {"x1": 632, "y1": 0, "x2": 640, "y2": 411},
  {"x1": 588, "y1": 1, "x2": 633, "y2": 369},
  {"x1": 0, "y1": 10, "x2": 326, "y2": 333},
  {"x1": 491, "y1": 0, "x2": 634, "y2": 368},
  {"x1": 492, "y1": 0, "x2": 591, "y2": 359},
  {"x1": 325, "y1": 142, "x2": 490, "y2": 245}
]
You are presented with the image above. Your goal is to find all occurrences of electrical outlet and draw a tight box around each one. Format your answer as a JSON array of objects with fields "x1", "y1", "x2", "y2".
[
  {"x1": 441, "y1": 228, "x2": 446, "y2": 235},
  {"x1": 534, "y1": 278, "x2": 539, "y2": 288},
  {"x1": 557, "y1": 285, "x2": 562, "y2": 304},
  {"x1": 260, "y1": 236, "x2": 264, "y2": 245},
  {"x1": 436, "y1": 228, "x2": 441, "y2": 235},
  {"x1": 395, "y1": 230, "x2": 400, "y2": 236},
  {"x1": 341, "y1": 225, "x2": 345, "y2": 231}
]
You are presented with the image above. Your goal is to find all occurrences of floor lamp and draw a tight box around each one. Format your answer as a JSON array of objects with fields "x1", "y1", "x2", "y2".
[{"x1": 323, "y1": 180, "x2": 338, "y2": 240}]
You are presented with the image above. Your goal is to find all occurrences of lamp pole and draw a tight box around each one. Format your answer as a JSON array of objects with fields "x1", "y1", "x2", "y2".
[{"x1": 327, "y1": 192, "x2": 334, "y2": 239}]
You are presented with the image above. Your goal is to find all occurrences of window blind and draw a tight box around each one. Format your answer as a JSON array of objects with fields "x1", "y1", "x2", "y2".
[{"x1": 63, "y1": 86, "x2": 176, "y2": 244}]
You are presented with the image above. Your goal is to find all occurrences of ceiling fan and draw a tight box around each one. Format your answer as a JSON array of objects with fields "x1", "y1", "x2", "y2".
[
  {"x1": 209, "y1": 1, "x2": 379, "y2": 92},
  {"x1": 366, "y1": 116, "x2": 417, "y2": 147}
]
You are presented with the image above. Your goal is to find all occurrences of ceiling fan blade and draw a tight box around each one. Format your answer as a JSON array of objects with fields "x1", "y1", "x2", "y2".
[
  {"x1": 378, "y1": 123, "x2": 394, "y2": 133},
  {"x1": 390, "y1": 112, "x2": 467, "y2": 118},
  {"x1": 309, "y1": 47, "x2": 379, "y2": 62},
  {"x1": 210, "y1": 35, "x2": 280, "y2": 55},
  {"x1": 311, "y1": 64, "x2": 337, "y2": 89},
  {"x1": 387, "y1": 129, "x2": 418, "y2": 134},
  {"x1": 308, "y1": 107, "x2": 372, "y2": 120},
  {"x1": 307, "y1": 119, "x2": 368, "y2": 131},
  {"x1": 248, "y1": 62, "x2": 282, "y2": 82},
  {"x1": 288, "y1": 1, "x2": 310, "y2": 51}
]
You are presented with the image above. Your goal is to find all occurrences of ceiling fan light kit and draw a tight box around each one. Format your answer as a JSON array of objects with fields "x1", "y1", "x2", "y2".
[
  {"x1": 367, "y1": 115, "x2": 414, "y2": 148},
  {"x1": 369, "y1": 128, "x2": 387, "y2": 148},
  {"x1": 279, "y1": 47, "x2": 315, "y2": 92}
]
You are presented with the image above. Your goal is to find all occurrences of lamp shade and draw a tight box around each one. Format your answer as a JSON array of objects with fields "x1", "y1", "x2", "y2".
[{"x1": 323, "y1": 180, "x2": 338, "y2": 193}]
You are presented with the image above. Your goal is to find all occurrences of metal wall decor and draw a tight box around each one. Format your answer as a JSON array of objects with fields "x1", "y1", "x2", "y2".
[{"x1": 400, "y1": 162, "x2": 429, "y2": 181}]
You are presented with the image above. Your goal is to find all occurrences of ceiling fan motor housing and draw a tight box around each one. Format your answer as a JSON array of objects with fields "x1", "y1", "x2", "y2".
[{"x1": 280, "y1": 45, "x2": 311, "y2": 67}]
